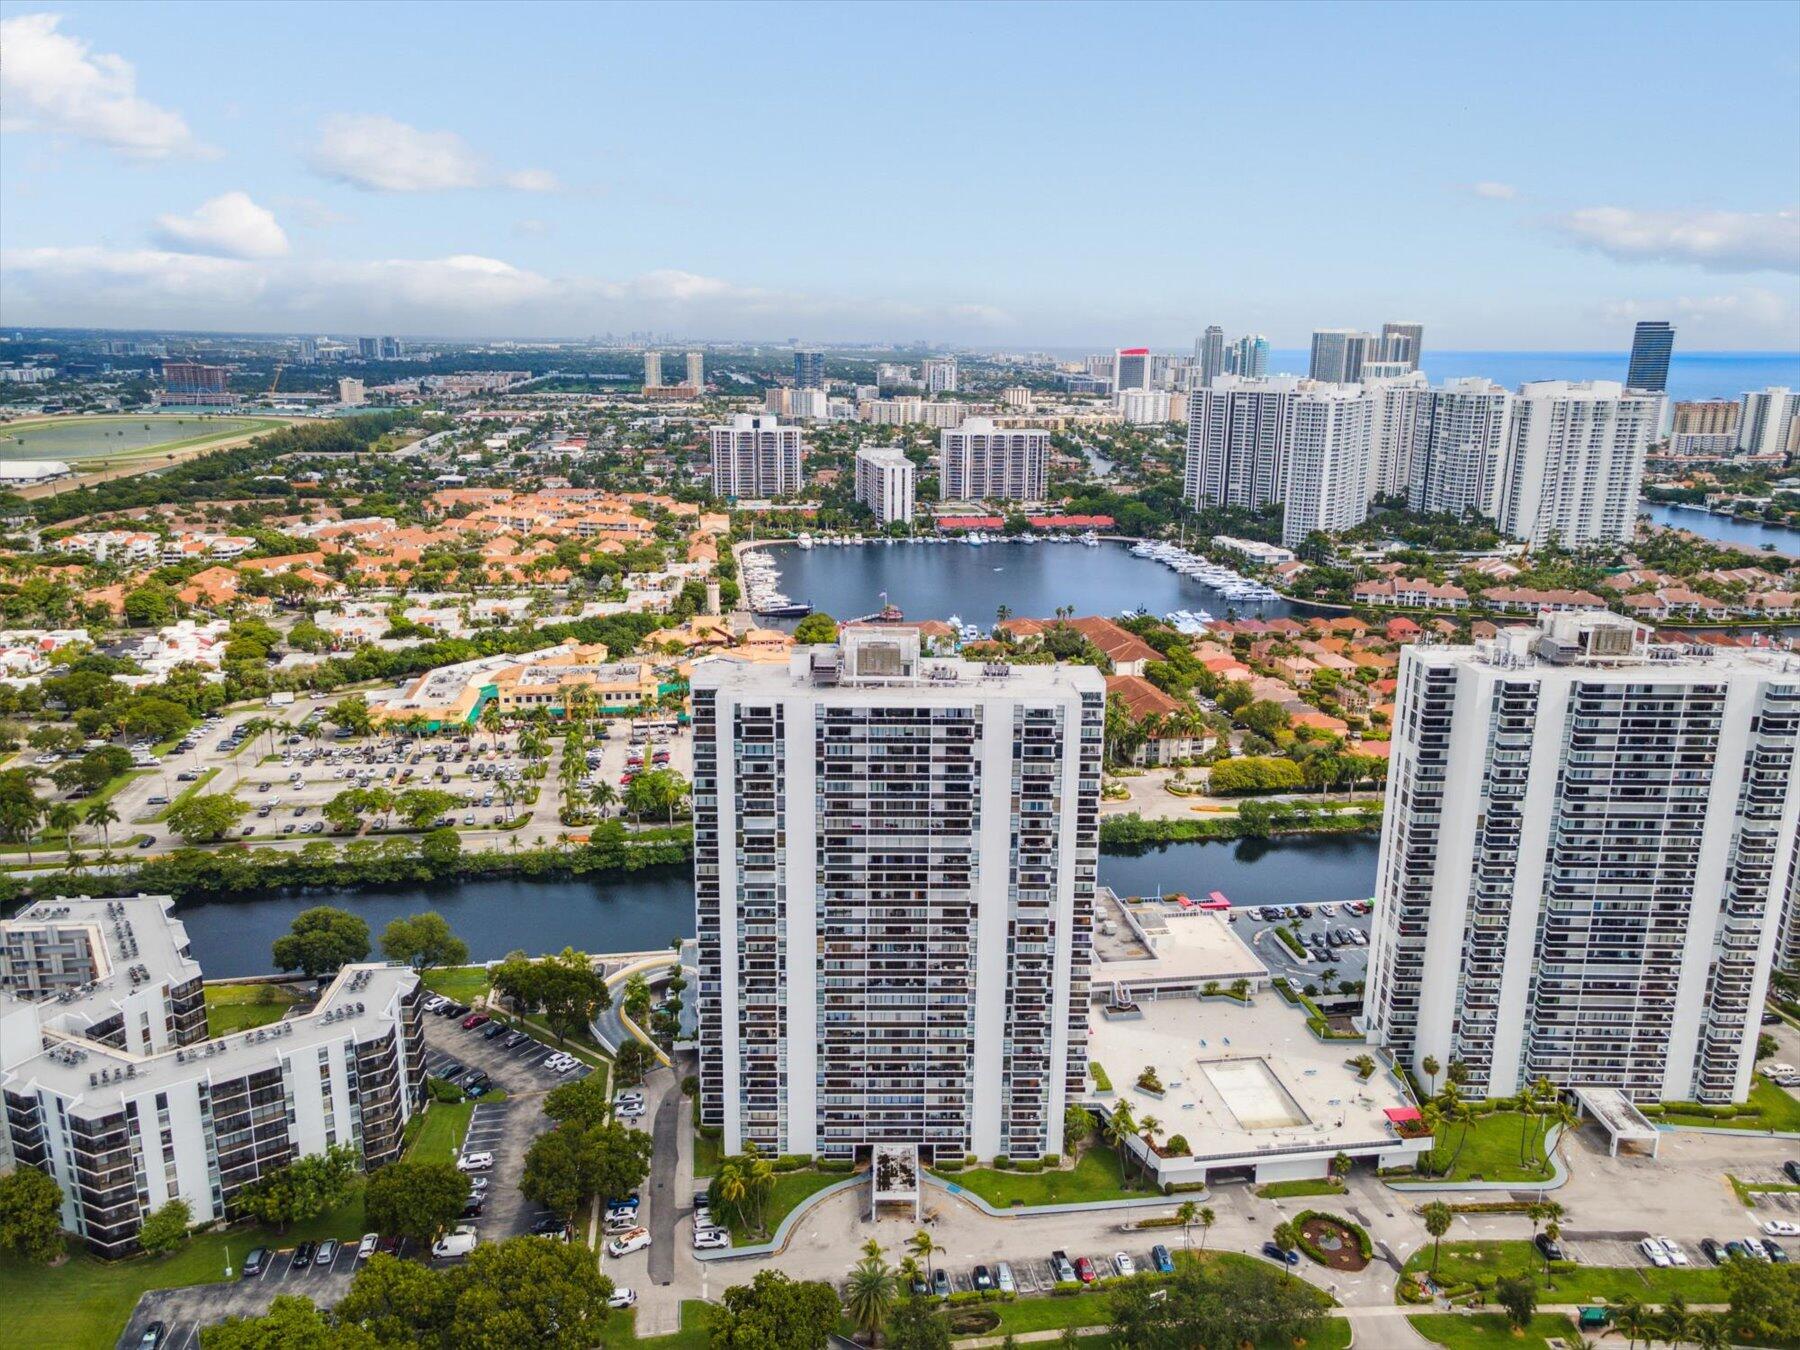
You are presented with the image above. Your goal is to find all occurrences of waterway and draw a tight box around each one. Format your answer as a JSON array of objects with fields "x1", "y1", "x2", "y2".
[
  {"x1": 1639, "y1": 502, "x2": 1800, "y2": 558},
  {"x1": 172, "y1": 835, "x2": 1382, "y2": 976},
  {"x1": 763, "y1": 538, "x2": 1304, "y2": 626}
]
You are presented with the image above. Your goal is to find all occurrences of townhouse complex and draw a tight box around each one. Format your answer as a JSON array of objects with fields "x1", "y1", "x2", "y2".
[
  {"x1": 692, "y1": 627, "x2": 1103, "y2": 1164},
  {"x1": 1364, "y1": 612, "x2": 1800, "y2": 1105},
  {"x1": 0, "y1": 896, "x2": 425, "y2": 1255}
]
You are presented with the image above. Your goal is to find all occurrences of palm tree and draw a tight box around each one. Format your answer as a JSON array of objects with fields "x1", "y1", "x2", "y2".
[
  {"x1": 1614, "y1": 1299, "x2": 1652, "y2": 1350},
  {"x1": 1102, "y1": 1102, "x2": 1137, "y2": 1187},
  {"x1": 1176, "y1": 1200, "x2": 1197, "y2": 1253},
  {"x1": 1686, "y1": 1314, "x2": 1731, "y2": 1350},
  {"x1": 84, "y1": 800, "x2": 119, "y2": 850},
  {"x1": 845, "y1": 1242, "x2": 898, "y2": 1345},
  {"x1": 906, "y1": 1229, "x2": 941, "y2": 1291},
  {"x1": 715, "y1": 1163, "x2": 746, "y2": 1230},
  {"x1": 1421, "y1": 1054, "x2": 1441, "y2": 1098},
  {"x1": 1198, "y1": 1205, "x2": 1216, "y2": 1252},
  {"x1": 1272, "y1": 1220, "x2": 1299, "y2": 1258},
  {"x1": 1656, "y1": 1294, "x2": 1692, "y2": 1350},
  {"x1": 47, "y1": 803, "x2": 79, "y2": 862},
  {"x1": 590, "y1": 780, "x2": 617, "y2": 818},
  {"x1": 747, "y1": 1155, "x2": 775, "y2": 1233},
  {"x1": 1421, "y1": 1201, "x2": 1453, "y2": 1275}
]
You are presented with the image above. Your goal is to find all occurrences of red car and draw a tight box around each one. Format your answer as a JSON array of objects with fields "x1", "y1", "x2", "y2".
[
  {"x1": 1074, "y1": 1256, "x2": 1097, "y2": 1284},
  {"x1": 461, "y1": 1012, "x2": 490, "y2": 1030}
]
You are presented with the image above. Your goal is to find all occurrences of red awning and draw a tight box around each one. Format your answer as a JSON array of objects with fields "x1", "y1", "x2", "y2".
[{"x1": 1384, "y1": 1106, "x2": 1423, "y2": 1124}]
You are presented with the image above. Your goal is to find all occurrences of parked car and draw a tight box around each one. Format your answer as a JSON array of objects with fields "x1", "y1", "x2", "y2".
[
  {"x1": 432, "y1": 1226, "x2": 479, "y2": 1259},
  {"x1": 1787, "y1": 1160, "x2": 1800, "y2": 1184},
  {"x1": 458, "y1": 1151, "x2": 494, "y2": 1172},
  {"x1": 608, "y1": 1227, "x2": 653, "y2": 1258},
  {"x1": 482, "y1": 1021, "x2": 508, "y2": 1040},
  {"x1": 291, "y1": 1241, "x2": 316, "y2": 1270},
  {"x1": 996, "y1": 1261, "x2": 1016, "y2": 1293},
  {"x1": 467, "y1": 1175, "x2": 490, "y2": 1193},
  {"x1": 356, "y1": 1233, "x2": 378, "y2": 1261},
  {"x1": 1073, "y1": 1256, "x2": 1097, "y2": 1284},
  {"x1": 461, "y1": 1012, "x2": 490, "y2": 1030},
  {"x1": 1051, "y1": 1250, "x2": 1076, "y2": 1283},
  {"x1": 1639, "y1": 1238, "x2": 1671, "y2": 1267},
  {"x1": 608, "y1": 1288, "x2": 638, "y2": 1309},
  {"x1": 1113, "y1": 1252, "x2": 1136, "y2": 1277},
  {"x1": 932, "y1": 1267, "x2": 952, "y2": 1297},
  {"x1": 138, "y1": 1322, "x2": 166, "y2": 1349},
  {"x1": 1150, "y1": 1244, "x2": 1174, "y2": 1274},
  {"x1": 1700, "y1": 1238, "x2": 1723, "y2": 1264},
  {"x1": 1656, "y1": 1237, "x2": 1689, "y2": 1266},
  {"x1": 504, "y1": 1031, "x2": 529, "y2": 1048},
  {"x1": 530, "y1": 1215, "x2": 572, "y2": 1238},
  {"x1": 972, "y1": 1265, "x2": 993, "y2": 1291},
  {"x1": 1726, "y1": 1241, "x2": 1755, "y2": 1262},
  {"x1": 1261, "y1": 1242, "x2": 1300, "y2": 1266},
  {"x1": 242, "y1": 1247, "x2": 269, "y2": 1278},
  {"x1": 692, "y1": 1227, "x2": 730, "y2": 1251},
  {"x1": 1766, "y1": 1240, "x2": 1790, "y2": 1264},
  {"x1": 1764, "y1": 1220, "x2": 1800, "y2": 1237},
  {"x1": 1535, "y1": 1233, "x2": 1566, "y2": 1262}
]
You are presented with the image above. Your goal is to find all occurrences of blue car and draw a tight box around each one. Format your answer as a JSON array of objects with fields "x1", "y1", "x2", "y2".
[
  {"x1": 1150, "y1": 1243, "x2": 1174, "y2": 1274},
  {"x1": 1261, "y1": 1241, "x2": 1300, "y2": 1266}
]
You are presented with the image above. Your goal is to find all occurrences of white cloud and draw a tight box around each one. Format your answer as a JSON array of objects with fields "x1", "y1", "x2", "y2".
[
  {"x1": 306, "y1": 114, "x2": 559, "y2": 193},
  {"x1": 1550, "y1": 205, "x2": 1800, "y2": 274},
  {"x1": 275, "y1": 195, "x2": 352, "y2": 230},
  {"x1": 0, "y1": 245, "x2": 263, "y2": 308},
  {"x1": 1601, "y1": 287, "x2": 1797, "y2": 345},
  {"x1": 153, "y1": 192, "x2": 289, "y2": 260},
  {"x1": 1470, "y1": 181, "x2": 1517, "y2": 200},
  {"x1": 0, "y1": 13, "x2": 207, "y2": 159}
]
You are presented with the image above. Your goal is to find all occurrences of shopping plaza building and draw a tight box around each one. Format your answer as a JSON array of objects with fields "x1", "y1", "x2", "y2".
[{"x1": 1, "y1": 896, "x2": 425, "y2": 1254}]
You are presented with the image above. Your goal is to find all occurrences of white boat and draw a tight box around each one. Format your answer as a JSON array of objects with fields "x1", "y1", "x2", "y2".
[
  {"x1": 796, "y1": 532, "x2": 813, "y2": 550},
  {"x1": 967, "y1": 531, "x2": 987, "y2": 546},
  {"x1": 1078, "y1": 530, "x2": 1100, "y2": 547}
]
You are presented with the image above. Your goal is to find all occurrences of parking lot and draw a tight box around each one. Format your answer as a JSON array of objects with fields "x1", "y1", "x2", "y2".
[{"x1": 1231, "y1": 899, "x2": 1373, "y2": 987}]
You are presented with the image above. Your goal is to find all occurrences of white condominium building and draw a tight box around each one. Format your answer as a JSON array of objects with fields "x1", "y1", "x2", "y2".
[
  {"x1": 1115, "y1": 388, "x2": 1174, "y2": 424},
  {"x1": 1496, "y1": 381, "x2": 1658, "y2": 548},
  {"x1": 1738, "y1": 388, "x2": 1800, "y2": 457},
  {"x1": 0, "y1": 896, "x2": 425, "y2": 1255},
  {"x1": 854, "y1": 445, "x2": 916, "y2": 524},
  {"x1": 643, "y1": 351, "x2": 663, "y2": 388},
  {"x1": 685, "y1": 351, "x2": 705, "y2": 391},
  {"x1": 1364, "y1": 614, "x2": 1800, "y2": 1105},
  {"x1": 922, "y1": 357, "x2": 958, "y2": 394},
  {"x1": 1184, "y1": 374, "x2": 1304, "y2": 510},
  {"x1": 1406, "y1": 378, "x2": 1514, "y2": 519},
  {"x1": 1280, "y1": 384, "x2": 1376, "y2": 546},
  {"x1": 710, "y1": 414, "x2": 805, "y2": 499},
  {"x1": 1363, "y1": 370, "x2": 1430, "y2": 501},
  {"x1": 692, "y1": 628, "x2": 1103, "y2": 1163},
  {"x1": 938, "y1": 417, "x2": 1049, "y2": 502}
]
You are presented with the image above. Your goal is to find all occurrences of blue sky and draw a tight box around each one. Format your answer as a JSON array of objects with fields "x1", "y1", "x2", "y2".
[{"x1": 2, "y1": 0, "x2": 1797, "y2": 348}]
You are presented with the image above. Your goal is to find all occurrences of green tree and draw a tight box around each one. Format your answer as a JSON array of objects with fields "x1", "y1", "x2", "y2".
[
  {"x1": 520, "y1": 1126, "x2": 594, "y2": 1222},
  {"x1": 234, "y1": 1145, "x2": 359, "y2": 1233},
  {"x1": 271, "y1": 907, "x2": 371, "y2": 979},
  {"x1": 363, "y1": 1161, "x2": 467, "y2": 1246},
  {"x1": 394, "y1": 787, "x2": 460, "y2": 829},
  {"x1": 845, "y1": 1240, "x2": 899, "y2": 1344},
  {"x1": 1062, "y1": 1102, "x2": 1091, "y2": 1155},
  {"x1": 327, "y1": 694, "x2": 374, "y2": 738},
  {"x1": 202, "y1": 1294, "x2": 376, "y2": 1349},
  {"x1": 0, "y1": 769, "x2": 46, "y2": 862},
  {"x1": 445, "y1": 1233, "x2": 615, "y2": 1348},
  {"x1": 883, "y1": 1295, "x2": 951, "y2": 1350},
  {"x1": 542, "y1": 1073, "x2": 615, "y2": 1131},
  {"x1": 330, "y1": 1254, "x2": 450, "y2": 1345},
  {"x1": 123, "y1": 581, "x2": 181, "y2": 628},
  {"x1": 710, "y1": 1269, "x2": 841, "y2": 1350},
  {"x1": 166, "y1": 790, "x2": 249, "y2": 843},
  {"x1": 1495, "y1": 1273, "x2": 1537, "y2": 1333},
  {"x1": 0, "y1": 1167, "x2": 65, "y2": 1263},
  {"x1": 83, "y1": 798, "x2": 120, "y2": 850},
  {"x1": 380, "y1": 912, "x2": 468, "y2": 972},
  {"x1": 1421, "y1": 1201, "x2": 1454, "y2": 1274},
  {"x1": 792, "y1": 613, "x2": 839, "y2": 645},
  {"x1": 137, "y1": 1197, "x2": 192, "y2": 1257}
]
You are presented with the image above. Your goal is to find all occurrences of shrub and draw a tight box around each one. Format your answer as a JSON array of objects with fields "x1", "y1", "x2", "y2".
[
  {"x1": 1293, "y1": 1209, "x2": 1373, "y2": 1262},
  {"x1": 816, "y1": 1159, "x2": 857, "y2": 1173},
  {"x1": 1090, "y1": 1062, "x2": 1113, "y2": 1091},
  {"x1": 772, "y1": 1153, "x2": 812, "y2": 1172},
  {"x1": 426, "y1": 1075, "x2": 465, "y2": 1104},
  {"x1": 1136, "y1": 1066, "x2": 1165, "y2": 1093},
  {"x1": 1164, "y1": 1134, "x2": 1191, "y2": 1156}
]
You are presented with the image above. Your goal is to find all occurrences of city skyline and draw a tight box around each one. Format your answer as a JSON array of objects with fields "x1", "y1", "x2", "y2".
[{"x1": 1, "y1": 2, "x2": 1796, "y2": 347}]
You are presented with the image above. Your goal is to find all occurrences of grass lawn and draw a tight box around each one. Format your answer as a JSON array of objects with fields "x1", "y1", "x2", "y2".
[
  {"x1": 0, "y1": 1187, "x2": 366, "y2": 1350},
  {"x1": 1660, "y1": 1078, "x2": 1800, "y2": 1132},
  {"x1": 938, "y1": 1144, "x2": 1148, "y2": 1208},
  {"x1": 1730, "y1": 1174, "x2": 1800, "y2": 1206},
  {"x1": 203, "y1": 981, "x2": 301, "y2": 1036},
  {"x1": 403, "y1": 1099, "x2": 476, "y2": 1164},
  {"x1": 1403, "y1": 1240, "x2": 1727, "y2": 1305},
  {"x1": 606, "y1": 1299, "x2": 713, "y2": 1348},
  {"x1": 693, "y1": 1126, "x2": 724, "y2": 1178},
  {"x1": 1410, "y1": 1313, "x2": 1577, "y2": 1349},
  {"x1": 1421, "y1": 1112, "x2": 1554, "y2": 1184},
  {"x1": 422, "y1": 964, "x2": 491, "y2": 1003},
  {"x1": 1256, "y1": 1178, "x2": 1348, "y2": 1199},
  {"x1": 722, "y1": 1170, "x2": 848, "y2": 1245}
]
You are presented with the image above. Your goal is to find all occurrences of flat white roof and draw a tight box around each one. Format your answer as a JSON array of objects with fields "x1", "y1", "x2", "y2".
[
  {"x1": 1087, "y1": 995, "x2": 1415, "y2": 1164},
  {"x1": 1092, "y1": 899, "x2": 1268, "y2": 996}
]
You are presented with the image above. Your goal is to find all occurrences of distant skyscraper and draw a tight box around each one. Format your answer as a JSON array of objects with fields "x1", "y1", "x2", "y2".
[
  {"x1": 686, "y1": 351, "x2": 704, "y2": 391},
  {"x1": 854, "y1": 445, "x2": 916, "y2": 523},
  {"x1": 1361, "y1": 370, "x2": 1431, "y2": 501},
  {"x1": 1366, "y1": 612, "x2": 1799, "y2": 1104},
  {"x1": 1669, "y1": 400, "x2": 1741, "y2": 455},
  {"x1": 295, "y1": 337, "x2": 317, "y2": 364},
  {"x1": 922, "y1": 357, "x2": 958, "y2": 393},
  {"x1": 643, "y1": 351, "x2": 663, "y2": 389},
  {"x1": 1309, "y1": 329, "x2": 1376, "y2": 384},
  {"x1": 338, "y1": 377, "x2": 366, "y2": 406},
  {"x1": 1380, "y1": 322, "x2": 1424, "y2": 372},
  {"x1": 1278, "y1": 385, "x2": 1377, "y2": 546},
  {"x1": 794, "y1": 349, "x2": 825, "y2": 390},
  {"x1": 160, "y1": 361, "x2": 234, "y2": 406},
  {"x1": 1626, "y1": 321, "x2": 1675, "y2": 392},
  {"x1": 1113, "y1": 348, "x2": 1150, "y2": 391},
  {"x1": 693, "y1": 627, "x2": 1102, "y2": 1161},
  {"x1": 377, "y1": 336, "x2": 402, "y2": 360},
  {"x1": 709, "y1": 414, "x2": 804, "y2": 498},
  {"x1": 1196, "y1": 326, "x2": 1225, "y2": 388},
  {"x1": 357, "y1": 337, "x2": 379, "y2": 360},
  {"x1": 1184, "y1": 375, "x2": 1301, "y2": 511},
  {"x1": 1225, "y1": 335, "x2": 1270, "y2": 378},
  {"x1": 1497, "y1": 381, "x2": 1658, "y2": 547}
]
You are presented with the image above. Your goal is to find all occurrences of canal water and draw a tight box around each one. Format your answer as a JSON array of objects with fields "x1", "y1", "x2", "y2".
[
  {"x1": 762, "y1": 538, "x2": 1304, "y2": 626},
  {"x1": 171, "y1": 835, "x2": 1379, "y2": 976},
  {"x1": 1639, "y1": 503, "x2": 1800, "y2": 558}
]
